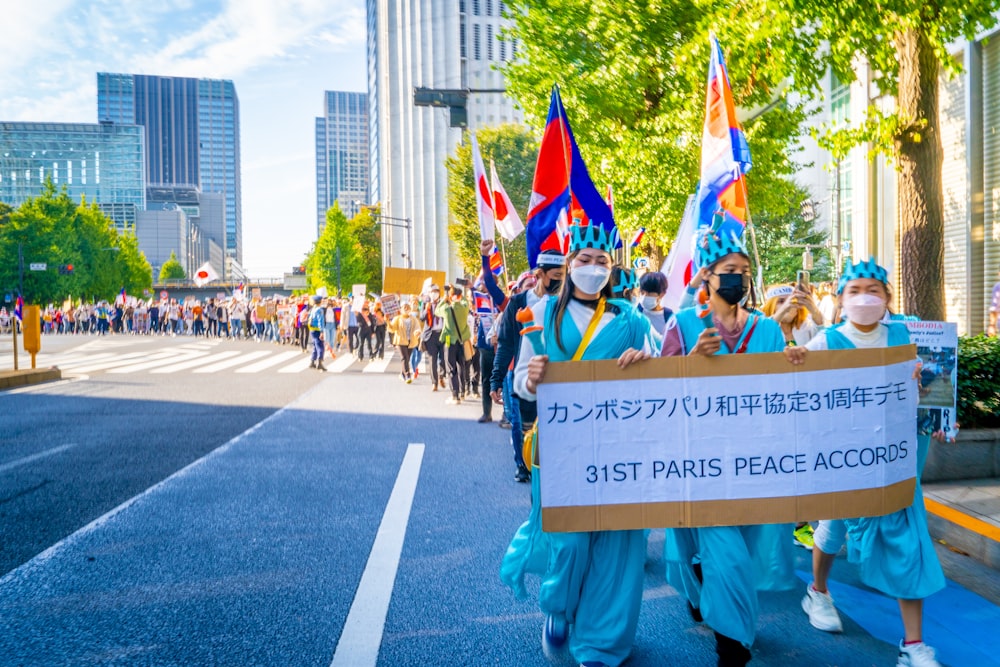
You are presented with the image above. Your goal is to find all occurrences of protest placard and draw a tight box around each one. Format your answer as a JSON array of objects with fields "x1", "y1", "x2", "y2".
[
  {"x1": 384, "y1": 267, "x2": 446, "y2": 295},
  {"x1": 536, "y1": 346, "x2": 918, "y2": 532},
  {"x1": 381, "y1": 294, "x2": 401, "y2": 317},
  {"x1": 905, "y1": 321, "x2": 958, "y2": 441},
  {"x1": 351, "y1": 284, "x2": 367, "y2": 312}
]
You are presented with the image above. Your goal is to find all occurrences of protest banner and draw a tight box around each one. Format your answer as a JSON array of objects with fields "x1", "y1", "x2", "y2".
[
  {"x1": 351, "y1": 284, "x2": 367, "y2": 312},
  {"x1": 905, "y1": 321, "x2": 958, "y2": 441},
  {"x1": 536, "y1": 346, "x2": 918, "y2": 532},
  {"x1": 383, "y1": 267, "x2": 446, "y2": 295},
  {"x1": 381, "y1": 293, "x2": 401, "y2": 318}
]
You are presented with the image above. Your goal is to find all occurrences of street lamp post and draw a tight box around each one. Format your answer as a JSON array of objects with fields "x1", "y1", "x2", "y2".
[{"x1": 367, "y1": 210, "x2": 413, "y2": 269}]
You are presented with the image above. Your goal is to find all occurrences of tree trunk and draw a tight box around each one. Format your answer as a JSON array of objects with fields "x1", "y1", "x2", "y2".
[{"x1": 895, "y1": 27, "x2": 945, "y2": 321}]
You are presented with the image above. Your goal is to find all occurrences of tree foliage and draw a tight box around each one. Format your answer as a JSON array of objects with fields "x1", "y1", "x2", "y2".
[
  {"x1": 753, "y1": 183, "x2": 833, "y2": 286},
  {"x1": 0, "y1": 179, "x2": 152, "y2": 304},
  {"x1": 446, "y1": 124, "x2": 537, "y2": 280},
  {"x1": 306, "y1": 202, "x2": 382, "y2": 296},
  {"x1": 502, "y1": 0, "x2": 807, "y2": 252},
  {"x1": 159, "y1": 251, "x2": 186, "y2": 282}
]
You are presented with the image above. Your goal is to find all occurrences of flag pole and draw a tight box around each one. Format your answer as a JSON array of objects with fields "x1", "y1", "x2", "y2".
[
  {"x1": 738, "y1": 176, "x2": 764, "y2": 291},
  {"x1": 499, "y1": 236, "x2": 509, "y2": 279}
]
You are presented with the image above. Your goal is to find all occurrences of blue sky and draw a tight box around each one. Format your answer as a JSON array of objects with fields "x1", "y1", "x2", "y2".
[{"x1": 0, "y1": 0, "x2": 367, "y2": 277}]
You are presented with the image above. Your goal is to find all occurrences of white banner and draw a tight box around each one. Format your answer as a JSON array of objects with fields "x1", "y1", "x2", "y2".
[{"x1": 536, "y1": 348, "x2": 919, "y2": 530}]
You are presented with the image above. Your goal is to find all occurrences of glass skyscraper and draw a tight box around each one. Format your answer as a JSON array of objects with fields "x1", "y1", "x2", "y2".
[
  {"x1": 315, "y1": 91, "x2": 369, "y2": 234},
  {"x1": 0, "y1": 121, "x2": 145, "y2": 229},
  {"x1": 97, "y1": 73, "x2": 242, "y2": 264}
]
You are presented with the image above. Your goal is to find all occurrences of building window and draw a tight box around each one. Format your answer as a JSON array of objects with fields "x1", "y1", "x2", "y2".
[
  {"x1": 473, "y1": 0, "x2": 480, "y2": 15},
  {"x1": 474, "y1": 24, "x2": 481, "y2": 60},
  {"x1": 500, "y1": 37, "x2": 506, "y2": 61},
  {"x1": 486, "y1": 0, "x2": 493, "y2": 15},
  {"x1": 830, "y1": 73, "x2": 850, "y2": 126},
  {"x1": 499, "y1": 0, "x2": 506, "y2": 15},
  {"x1": 487, "y1": 24, "x2": 494, "y2": 60},
  {"x1": 460, "y1": 22, "x2": 467, "y2": 58}
]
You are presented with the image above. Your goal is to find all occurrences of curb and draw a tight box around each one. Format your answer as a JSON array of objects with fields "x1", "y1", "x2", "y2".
[
  {"x1": 0, "y1": 367, "x2": 63, "y2": 390},
  {"x1": 925, "y1": 493, "x2": 1000, "y2": 571}
]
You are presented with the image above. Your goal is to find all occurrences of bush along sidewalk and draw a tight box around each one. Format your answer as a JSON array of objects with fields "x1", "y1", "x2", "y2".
[{"x1": 957, "y1": 334, "x2": 1000, "y2": 430}]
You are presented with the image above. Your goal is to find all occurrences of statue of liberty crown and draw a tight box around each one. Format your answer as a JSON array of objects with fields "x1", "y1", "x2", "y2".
[
  {"x1": 837, "y1": 256, "x2": 888, "y2": 294},
  {"x1": 696, "y1": 229, "x2": 748, "y2": 268},
  {"x1": 570, "y1": 224, "x2": 620, "y2": 255},
  {"x1": 613, "y1": 268, "x2": 637, "y2": 295}
]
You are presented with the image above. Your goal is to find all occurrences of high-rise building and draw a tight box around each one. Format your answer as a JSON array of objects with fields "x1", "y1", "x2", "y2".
[
  {"x1": 315, "y1": 91, "x2": 369, "y2": 234},
  {"x1": 367, "y1": 0, "x2": 522, "y2": 275},
  {"x1": 97, "y1": 73, "x2": 242, "y2": 268},
  {"x1": 0, "y1": 121, "x2": 145, "y2": 229}
]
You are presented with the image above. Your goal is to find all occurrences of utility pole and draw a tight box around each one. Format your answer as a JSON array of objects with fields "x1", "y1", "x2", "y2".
[{"x1": 336, "y1": 247, "x2": 342, "y2": 297}]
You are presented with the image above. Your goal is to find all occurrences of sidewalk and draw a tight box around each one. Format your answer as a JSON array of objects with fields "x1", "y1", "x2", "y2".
[{"x1": 925, "y1": 478, "x2": 1000, "y2": 570}]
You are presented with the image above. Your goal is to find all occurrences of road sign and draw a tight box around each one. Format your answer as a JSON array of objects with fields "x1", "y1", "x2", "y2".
[
  {"x1": 160, "y1": 291, "x2": 169, "y2": 300},
  {"x1": 29, "y1": 263, "x2": 47, "y2": 271}
]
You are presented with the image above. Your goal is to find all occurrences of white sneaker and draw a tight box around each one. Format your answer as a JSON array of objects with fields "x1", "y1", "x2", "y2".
[
  {"x1": 897, "y1": 641, "x2": 941, "y2": 667},
  {"x1": 801, "y1": 585, "x2": 843, "y2": 633}
]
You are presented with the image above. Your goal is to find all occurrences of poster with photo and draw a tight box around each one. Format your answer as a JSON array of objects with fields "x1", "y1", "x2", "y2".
[{"x1": 905, "y1": 321, "x2": 959, "y2": 441}]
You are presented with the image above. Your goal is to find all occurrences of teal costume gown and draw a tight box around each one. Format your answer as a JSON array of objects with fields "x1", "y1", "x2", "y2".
[
  {"x1": 662, "y1": 307, "x2": 796, "y2": 648},
  {"x1": 500, "y1": 297, "x2": 656, "y2": 666},
  {"x1": 820, "y1": 322, "x2": 945, "y2": 600}
]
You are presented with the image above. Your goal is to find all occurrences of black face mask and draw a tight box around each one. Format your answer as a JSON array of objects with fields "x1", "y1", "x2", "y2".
[
  {"x1": 713, "y1": 273, "x2": 750, "y2": 306},
  {"x1": 545, "y1": 279, "x2": 563, "y2": 295}
]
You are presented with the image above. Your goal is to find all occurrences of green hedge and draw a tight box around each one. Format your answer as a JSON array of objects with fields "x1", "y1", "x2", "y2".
[{"x1": 958, "y1": 334, "x2": 1000, "y2": 429}]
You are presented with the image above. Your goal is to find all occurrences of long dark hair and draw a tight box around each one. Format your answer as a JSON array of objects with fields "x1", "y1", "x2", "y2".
[{"x1": 552, "y1": 251, "x2": 616, "y2": 355}]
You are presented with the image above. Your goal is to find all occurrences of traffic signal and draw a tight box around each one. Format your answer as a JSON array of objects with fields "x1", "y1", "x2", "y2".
[{"x1": 58, "y1": 264, "x2": 74, "y2": 275}]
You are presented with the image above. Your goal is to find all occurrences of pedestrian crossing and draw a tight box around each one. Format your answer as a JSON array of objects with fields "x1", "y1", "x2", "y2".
[{"x1": 0, "y1": 339, "x2": 398, "y2": 376}]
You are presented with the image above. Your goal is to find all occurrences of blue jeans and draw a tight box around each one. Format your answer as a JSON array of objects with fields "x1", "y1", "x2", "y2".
[
  {"x1": 311, "y1": 330, "x2": 324, "y2": 362},
  {"x1": 503, "y1": 370, "x2": 526, "y2": 469},
  {"x1": 410, "y1": 346, "x2": 422, "y2": 372}
]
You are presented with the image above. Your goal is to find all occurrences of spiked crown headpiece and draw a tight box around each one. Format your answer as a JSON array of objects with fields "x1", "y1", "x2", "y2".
[
  {"x1": 837, "y1": 256, "x2": 888, "y2": 294},
  {"x1": 613, "y1": 268, "x2": 637, "y2": 295},
  {"x1": 570, "y1": 224, "x2": 619, "y2": 255},
  {"x1": 696, "y1": 230, "x2": 748, "y2": 268}
]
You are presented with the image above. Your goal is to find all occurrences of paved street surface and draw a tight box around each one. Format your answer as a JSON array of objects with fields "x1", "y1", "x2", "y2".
[{"x1": 1, "y1": 336, "x2": 999, "y2": 666}]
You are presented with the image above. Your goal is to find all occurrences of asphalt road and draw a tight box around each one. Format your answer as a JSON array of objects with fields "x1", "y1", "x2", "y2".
[{"x1": 1, "y1": 333, "x2": 999, "y2": 666}]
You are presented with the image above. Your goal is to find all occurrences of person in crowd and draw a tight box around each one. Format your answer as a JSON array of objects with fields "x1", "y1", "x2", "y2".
[
  {"x1": 790, "y1": 257, "x2": 947, "y2": 667},
  {"x1": 420, "y1": 286, "x2": 447, "y2": 391},
  {"x1": 389, "y1": 301, "x2": 422, "y2": 382},
  {"x1": 492, "y1": 251, "x2": 565, "y2": 482},
  {"x1": 192, "y1": 300, "x2": 204, "y2": 336},
  {"x1": 637, "y1": 270, "x2": 673, "y2": 336},
  {"x1": 504, "y1": 223, "x2": 658, "y2": 667},
  {"x1": 231, "y1": 299, "x2": 246, "y2": 339},
  {"x1": 761, "y1": 284, "x2": 821, "y2": 347},
  {"x1": 475, "y1": 239, "x2": 508, "y2": 422},
  {"x1": 658, "y1": 230, "x2": 796, "y2": 667},
  {"x1": 357, "y1": 301, "x2": 376, "y2": 361},
  {"x1": 150, "y1": 300, "x2": 161, "y2": 335},
  {"x1": 373, "y1": 301, "x2": 388, "y2": 359},
  {"x1": 436, "y1": 284, "x2": 472, "y2": 405},
  {"x1": 307, "y1": 294, "x2": 327, "y2": 371},
  {"x1": 611, "y1": 266, "x2": 638, "y2": 303},
  {"x1": 323, "y1": 298, "x2": 338, "y2": 357}
]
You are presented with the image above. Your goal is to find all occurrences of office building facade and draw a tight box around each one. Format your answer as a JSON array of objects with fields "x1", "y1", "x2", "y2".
[
  {"x1": 316, "y1": 91, "x2": 370, "y2": 234},
  {"x1": 0, "y1": 121, "x2": 145, "y2": 229},
  {"x1": 97, "y1": 73, "x2": 242, "y2": 268},
  {"x1": 367, "y1": 0, "x2": 522, "y2": 275}
]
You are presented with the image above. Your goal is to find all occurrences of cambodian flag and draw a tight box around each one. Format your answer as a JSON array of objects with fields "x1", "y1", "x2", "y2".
[
  {"x1": 118, "y1": 287, "x2": 127, "y2": 306},
  {"x1": 14, "y1": 296, "x2": 23, "y2": 321},
  {"x1": 630, "y1": 228, "x2": 646, "y2": 248},
  {"x1": 695, "y1": 33, "x2": 752, "y2": 243},
  {"x1": 488, "y1": 245, "x2": 504, "y2": 276}
]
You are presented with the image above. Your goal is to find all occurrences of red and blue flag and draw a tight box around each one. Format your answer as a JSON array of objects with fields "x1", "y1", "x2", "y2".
[
  {"x1": 488, "y1": 245, "x2": 504, "y2": 276},
  {"x1": 14, "y1": 295, "x2": 23, "y2": 321}
]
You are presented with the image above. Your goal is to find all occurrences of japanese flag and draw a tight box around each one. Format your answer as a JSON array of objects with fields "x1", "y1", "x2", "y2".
[
  {"x1": 193, "y1": 261, "x2": 220, "y2": 287},
  {"x1": 491, "y1": 159, "x2": 525, "y2": 242},
  {"x1": 471, "y1": 134, "x2": 495, "y2": 241}
]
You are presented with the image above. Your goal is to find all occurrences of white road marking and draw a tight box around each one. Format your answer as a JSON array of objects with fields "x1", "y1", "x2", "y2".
[
  {"x1": 106, "y1": 351, "x2": 209, "y2": 374},
  {"x1": 59, "y1": 351, "x2": 168, "y2": 374},
  {"x1": 49, "y1": 353, "x2": 119, "y2": 368},
  {"x1": 193, "y1": 351, "x2": 271, "y2": 373},
  {"x1": 328, "y1": 354, "x2": 357, "y2": 373},
  {"x1": 277, "y1": 355, "x2": 313, "y2": 373},
  {"x1": 150, "y1": 351, "x2": 241, "y2": 374},
  {"x1": 0, "y1": 444, "x2": 76, "y2": 474},
  {"x1": 330, "y1": 443, "x2": 425, "y2": 667},
  {"x1": 234, "y1": 350, "x2": 301, "y2": 373},
  {"x1": 362, "y1": 351, "x2": 395, "y2": 374}
]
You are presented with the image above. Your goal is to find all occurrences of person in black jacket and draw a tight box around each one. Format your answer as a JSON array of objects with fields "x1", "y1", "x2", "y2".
[{"x1": 490, "y1": 249, "x2": 566, "y2": 482}]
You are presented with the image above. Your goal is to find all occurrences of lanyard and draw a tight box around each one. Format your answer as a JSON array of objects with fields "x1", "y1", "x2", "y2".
[
  {"x1": 733, "y1": 314, "x2": 759, "y2": 355},
  {"x1": 571, "y1": 298, "x2": 607, "y2": 361}
]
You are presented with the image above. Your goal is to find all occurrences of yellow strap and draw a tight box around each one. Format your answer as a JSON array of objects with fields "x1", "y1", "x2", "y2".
[{"x1": 571, "y1": 298, "x2": 606, "y2": 362}]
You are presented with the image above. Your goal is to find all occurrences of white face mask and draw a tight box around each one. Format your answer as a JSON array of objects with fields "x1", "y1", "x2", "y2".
[
  {"x1": 842, "y1": 293, "x2": 886, "y2": 326},
  {"x1": 641, "y1": 295, "x2": 660, "y2": 310},
  {"x1": 570, "y1": 265, "x2": 612, "y2": 295}
]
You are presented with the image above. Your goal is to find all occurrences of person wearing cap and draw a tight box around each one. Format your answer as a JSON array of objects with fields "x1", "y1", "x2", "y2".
[
  {"x1": 491, "y1": 249, "x2": 564, "y2": 482},
  {"x1": 658, "y1": 230, "x2": 794, "y2": 667},
  {"x1": 503, "y1": 224, "x2": 658, "y2": 667},
  {"x1": 761, "y1": 284, "x2": 820, "y2": 347},
  {"x1": 307, "y1": 295, "x2": 327, "y2": 371},
  {"x1": 788, "y1": 257, "x2": 947, "y2": 667}
]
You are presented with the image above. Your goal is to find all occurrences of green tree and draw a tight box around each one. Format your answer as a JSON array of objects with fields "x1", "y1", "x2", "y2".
[
  {"x1": 446, "y1": 124, "x2": 537, "y2": 280},
  {"x1": 307, "y1": 202, "x2": 365, "y2": 296},
  {"x1": 350, "y1": 206, "x2": 383, "y2": 293},
  {"x1": 781, "y1": 0, "x2": 999, "y2": 319},
  {"x1": 752, "y1": 183, "x2": 833, "y2": 286},
  {"x1": 159, "y1": 251, "x2": 186, "y2": 282},
  {"x1": 114, "y1": 229, "x2": 153, "y2": 296},
  {"x1": 502, "y1": 0, "x2": 806, "y2": 255}
]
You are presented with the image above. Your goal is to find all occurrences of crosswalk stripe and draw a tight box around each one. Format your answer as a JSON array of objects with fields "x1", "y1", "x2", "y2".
[
  {"x1": 107, "y1": 351, "x2": 211, "y2": 374},
  {"x1": 278, "y1": 355, "x2": 314, "y2": 373},
  {"x1": 150, "y1": 351, "x2": 242, "y2": 374},
  {"x1": 193, "y1": 351, "x2": 271, "y2": 373},
  {"x1": 235, "y1": 350, "x2": 302, "y2": 373},
  {"x1": 51, "y1": 353, "x2": 120, "y2": 368},
  {"x1": 63, "y1": 351, "x2": 178, "y2": 374},
  {"x1": 328, "y1": 354, "x2": 357, "y2": 373},
  {"x1": 362, "y1": 352, "x2": 395, "y2": 374}
]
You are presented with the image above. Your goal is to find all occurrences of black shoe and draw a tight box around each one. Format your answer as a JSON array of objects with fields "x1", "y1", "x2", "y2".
[
  {"x1": 498, "y1": 418, "x2": 512, "y2": 430},
  {"x1": 317, "y1": 363, "x2": 327, "y2": 372},
  {"x1": 309, "y1": 361, "x2": 316, "y2": 368},
  {"x1": 715, "y1": 632, "x2": 751, "y2": 667},
  {"x1": 477, "y1": 415, "x2": 492, "y2": 423},
  {"x1": 515, "y1": 465, "x2": 530, "y2": 483},
  {"x1": 688, "y1": 601, "x2": 703, "y2": 623}
]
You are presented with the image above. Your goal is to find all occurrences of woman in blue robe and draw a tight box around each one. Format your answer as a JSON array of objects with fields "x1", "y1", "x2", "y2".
[
  {"x1": 501, "y1": 224, "x2": 658, "y2": 667},
  {"x1": 658, "y1": 230, "x2": 797, "y2": 667}
]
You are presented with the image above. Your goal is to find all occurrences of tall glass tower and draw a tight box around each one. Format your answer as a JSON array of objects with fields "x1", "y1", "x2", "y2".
[
  {"x1": 315, "y1": 91, "x2": 369, "y2": 235},
  {"x1": 97, "y1": 73, "x2": 242, "y2": 264}
]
